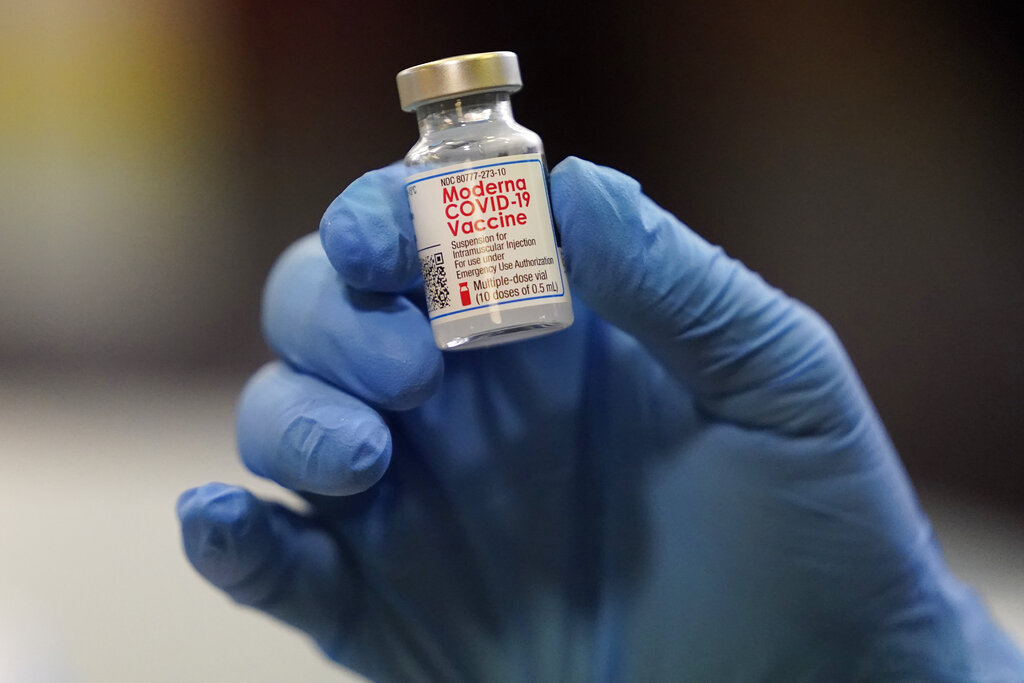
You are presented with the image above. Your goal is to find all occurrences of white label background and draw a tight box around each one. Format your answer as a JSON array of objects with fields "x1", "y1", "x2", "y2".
[{"x1": 406, "y1": 154, "x2": 568, "y2": 322}]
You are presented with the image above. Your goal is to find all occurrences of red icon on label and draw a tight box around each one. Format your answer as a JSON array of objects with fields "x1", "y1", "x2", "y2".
[{"x1": 459, "y1": 281, "x2": 470, "y2": 306}]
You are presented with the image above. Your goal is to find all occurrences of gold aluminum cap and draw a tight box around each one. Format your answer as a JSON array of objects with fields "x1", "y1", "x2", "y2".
[{"x1": 396, "y1": 51, "x2": 523, "y2": 111}]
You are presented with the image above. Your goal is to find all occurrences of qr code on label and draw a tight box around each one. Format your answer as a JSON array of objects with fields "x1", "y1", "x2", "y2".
[{"x1": 420, "y1": 252, "x2": 451, "y2": 312}]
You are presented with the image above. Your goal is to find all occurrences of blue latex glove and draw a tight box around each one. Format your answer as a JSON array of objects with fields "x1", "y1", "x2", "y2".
[{"x1": 178, "y1": 158, "x2": 1024, "y2": 681}]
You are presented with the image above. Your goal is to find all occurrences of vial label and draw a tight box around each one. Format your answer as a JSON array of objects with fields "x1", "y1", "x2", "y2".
[{"x1": 406, "y1": 153, "x2": 569, "y2": 322}]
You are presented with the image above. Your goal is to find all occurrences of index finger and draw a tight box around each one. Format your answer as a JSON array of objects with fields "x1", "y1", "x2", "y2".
[{"x1": 320, "y1": 162, "x2": 420, "y2": 293}]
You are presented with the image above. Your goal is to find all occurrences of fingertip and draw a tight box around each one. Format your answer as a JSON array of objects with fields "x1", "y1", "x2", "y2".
[
  {"x1": 176, "y1": 486, "x2": 200, "y2": 519},
  {"x1": 550, "y1": 156, "x2": 643, "y2": 212},
  {"x1": 237, "y1": 363, "x2": 394, "y2": 496},
  {"x1": 278, "y1": 404, "x2": 393, "y2": 495},
  {"x1": 177, "y1": 485, "x2": 350, "y2": 644},
  {"x1": 176, "y1": 482, "x2": 247, "y2": 526},
  {"x1": 261, "y1": 237, "x2": 443, "y2": 412},
  {"x1": 177, "y1": 483, "x2": 271, "y2": 588},
  {"x1": 550, "y1": 155, "x2": 595, "y2": 183},
  {"x1": 261, "y1": 233, "x2": 329, "y2": 355},
  {"x1": 320, "y1": 163, "x2": 419, "y2": 292},
  {"x1": 550, "y1": 156, "x2": 650, "y2": 311},
  {"x1": 550, "y1": 155, "x2": 645, "y2": 251},
  {"x1": 347, "y1": 414, "x2": 393, "y2": 480},
  {"x1": 337, "y1": 290, "x2": 445, "y2": 411}
]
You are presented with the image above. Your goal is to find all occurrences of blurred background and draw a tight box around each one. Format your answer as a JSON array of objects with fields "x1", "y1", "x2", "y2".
[{"x1": 0, "y1": 1, "x2": 1021, "y2": 681}]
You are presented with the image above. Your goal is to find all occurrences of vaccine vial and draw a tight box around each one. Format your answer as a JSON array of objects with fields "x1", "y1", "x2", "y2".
[{"x1": 397, "y1": 51, "x2": 573, "y2": 351}]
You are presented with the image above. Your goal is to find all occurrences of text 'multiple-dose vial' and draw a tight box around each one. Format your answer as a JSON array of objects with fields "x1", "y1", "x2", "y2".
[{"x1": 397, "y1": 51, "x2": 573, "y2": 351}]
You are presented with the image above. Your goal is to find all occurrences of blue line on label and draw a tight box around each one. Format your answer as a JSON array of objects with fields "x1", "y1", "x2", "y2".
[
  {"x1": 429, "y1": 292, "x2": 567, "y2": 320},
  {"x1": 406, "y1": 159, "x2": 542, "y2": 187}
]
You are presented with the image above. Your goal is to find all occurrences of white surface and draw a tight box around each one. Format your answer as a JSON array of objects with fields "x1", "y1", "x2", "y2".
[
  {"x1": 0, "y1": 374, "x2": 364, "y2": 683},
  {"x1": 0, "y1": 373, "x2": 1021, "y2": 682}
]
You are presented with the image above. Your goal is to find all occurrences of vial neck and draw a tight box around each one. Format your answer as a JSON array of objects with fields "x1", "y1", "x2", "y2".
[{"x1": 415, "y1": 92, "x2": 515, "y2": 136}]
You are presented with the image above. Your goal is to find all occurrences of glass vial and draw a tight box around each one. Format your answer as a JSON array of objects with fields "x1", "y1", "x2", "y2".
[{"x1": 397, "y1": 51, "x2": 573, "y2": 351}]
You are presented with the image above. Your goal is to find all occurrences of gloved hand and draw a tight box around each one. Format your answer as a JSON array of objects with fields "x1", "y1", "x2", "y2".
[{"x1": 178, "y1": 157, "x2": 1024, "y2": 682}]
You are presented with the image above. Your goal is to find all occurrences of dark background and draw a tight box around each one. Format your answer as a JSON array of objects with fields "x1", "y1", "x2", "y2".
[{"x1": 2, "y1": 1, "x2": 1021, "y2": 506}]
